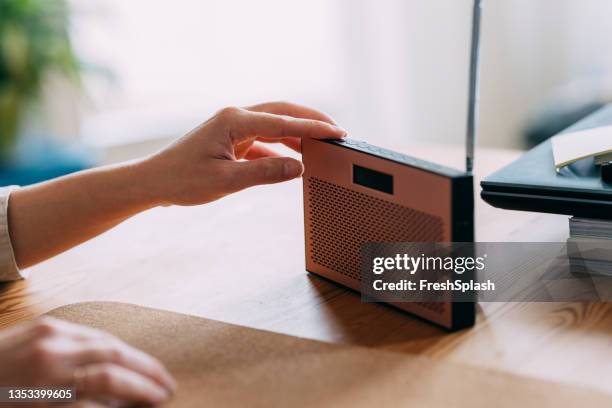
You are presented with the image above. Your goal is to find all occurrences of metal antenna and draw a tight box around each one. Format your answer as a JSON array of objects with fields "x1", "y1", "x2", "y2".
[{"x1": 466, "y1": 0, "x2": 483, "y2": 174}]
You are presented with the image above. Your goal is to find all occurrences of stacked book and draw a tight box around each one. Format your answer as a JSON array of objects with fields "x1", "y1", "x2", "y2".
[{"x1": 568, "y1": 217, "x2": 612, "y2": 275}]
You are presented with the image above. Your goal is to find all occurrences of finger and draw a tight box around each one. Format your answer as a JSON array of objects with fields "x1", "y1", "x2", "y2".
[
  {"x1": 77, "y1": 364, "x2": 170, "y2": 405},
  {"x1": 1, "y1": 317, "x2": 69, "y2": 348},
  {"x1": 245, "y1": 144, "x2": 281, "y2": 160},
  {"x1": 257, "y1": 137, "x2": 302, "y2": 153},
  {"x1": 245, "y1": 101, "x2": 338, "y2": 125},
  {"x1": 73, "y1": 339, "x2": 176, "y2": 393},
  {"x1": 51, "y1": 321, "x2": 111, "y2": 342},
  {"x1": 227, "y1": 109, "x2": 346, "y2": 143},
  {"x1": 225, "y1": 158, "x2": 304, "y2": 191},
  {"x1": 32, "y1": 318, "x2": 110, "y2": 342},
  {"x1": 0, "y1": 318, "x2": 106, "y2": 354},
  {"x1": 280, "y1": 137, "x2": 302, "y2": 153}
]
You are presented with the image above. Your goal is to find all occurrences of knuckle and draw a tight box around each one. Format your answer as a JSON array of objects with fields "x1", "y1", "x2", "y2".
[
  {"x1": 274, "y1": 100, "x2": 293, "y2": 107},
  {"x1": 216, "y1": 106, "x2": 241, "y2": 121},
  {"x1": 107, "y1": 346, "x2": 125, "y2": 364},
  {"x1": 95, "y1": 365, "x2": 117, "y2": 390},
  {"x1": 279, "y1": 124, "x2": 288, "y2": 139},
  {"x1": 30, "y1": 341, "x2": 55, "y2": 364},
  {"x1": 303, "y1": 121, "x2": 318, "y2": 137},
  {"x1": 89, "y1": 337, "x2": 126, "y2": 363},
  {"x1": 95, "y1": 328, "x2": 118, "y2": 341},
  {"x1": 32, "y1": 317, "x2": 59, "y2": 337}
]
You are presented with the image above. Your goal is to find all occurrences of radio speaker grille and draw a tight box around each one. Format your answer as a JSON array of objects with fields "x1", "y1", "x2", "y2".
[{"x1": 307, "y1": 177, "x2": 444, "y2": 281}]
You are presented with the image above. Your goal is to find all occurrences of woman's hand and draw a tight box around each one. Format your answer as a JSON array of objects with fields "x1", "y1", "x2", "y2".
[
  {"x1": 8, "y1": 101, "x2": 343, "y2": 268},
  {"x1": 138, "y1": 101, "x2": 345, "y2": 206},
  {"x1": 0, "y1": 317, "x2": 175, "y2": 406},
  {"x1": 0, "y1": 102, "x2": 341, "y2": 403}
]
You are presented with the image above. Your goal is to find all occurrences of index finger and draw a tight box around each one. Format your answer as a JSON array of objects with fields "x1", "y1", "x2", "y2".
[
  {"x1": 229, "y1": 109, "x2": 346, "y2": 143},
  {"x1": 245, "y1": 101, "x2": 338, "y2": 125}
]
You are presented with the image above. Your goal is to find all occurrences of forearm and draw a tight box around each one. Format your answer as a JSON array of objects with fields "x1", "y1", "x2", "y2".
[
  {"x1": 8, "y1": 160, "x2": 158, "y2": 268},
  {"x1": 4, "y1": 102, "x2": 343, "y2": 270}
]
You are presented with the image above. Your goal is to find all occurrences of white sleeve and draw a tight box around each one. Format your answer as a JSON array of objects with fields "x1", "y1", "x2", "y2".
[{"x1": 0, "y1": 186, "x2": 24, "y2": 281}]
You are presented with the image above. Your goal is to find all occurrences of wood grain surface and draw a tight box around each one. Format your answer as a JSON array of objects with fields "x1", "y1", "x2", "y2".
[
  {"x1": 1, "y1": 144, "x2": 608, "y2": 395},
  {"x1": 46, "y1": 302, "x2": 612, "y2": 408}
]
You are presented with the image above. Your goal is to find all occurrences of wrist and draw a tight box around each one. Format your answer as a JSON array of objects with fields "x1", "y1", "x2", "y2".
[
  {"x1": 126, "y1": 157, "x2": 173, "y2": 208},
  {"x1": 113, "y1": 159, "x2": 166, "y2": 210}
]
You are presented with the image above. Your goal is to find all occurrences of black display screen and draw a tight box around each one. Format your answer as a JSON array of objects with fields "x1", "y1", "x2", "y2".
[{"x1": 353, "y1": 164, "x2": 393, "y2": 194}]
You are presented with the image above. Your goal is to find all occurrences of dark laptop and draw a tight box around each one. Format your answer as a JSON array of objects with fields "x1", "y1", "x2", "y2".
[{"x1": 481, "y1": 104, "x2": 612, "y2": 219}]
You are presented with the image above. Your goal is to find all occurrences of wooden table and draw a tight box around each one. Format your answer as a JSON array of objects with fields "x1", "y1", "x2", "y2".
[{"x1": 1, "y1": 144, "x2": 610, "y2": 394}]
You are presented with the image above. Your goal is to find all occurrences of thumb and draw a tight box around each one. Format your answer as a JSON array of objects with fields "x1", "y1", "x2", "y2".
[{"x1": 226, "y1": 157, "x2": 304, "y2": 191}]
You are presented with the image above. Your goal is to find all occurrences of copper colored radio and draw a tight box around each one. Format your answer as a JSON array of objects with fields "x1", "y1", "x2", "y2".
[{"x1": 302, "y1": 138, "x2": 475, "y2": 330}]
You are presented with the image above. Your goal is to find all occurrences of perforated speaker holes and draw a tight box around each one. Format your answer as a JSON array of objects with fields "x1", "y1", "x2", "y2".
[{"x1": 307, "y1": 177, "x2": 444, "y2": 281}]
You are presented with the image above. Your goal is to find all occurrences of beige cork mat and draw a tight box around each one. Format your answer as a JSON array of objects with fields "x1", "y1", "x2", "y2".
[{"x1": 46, "y1": 302, "x2": 612, "y2": 407}]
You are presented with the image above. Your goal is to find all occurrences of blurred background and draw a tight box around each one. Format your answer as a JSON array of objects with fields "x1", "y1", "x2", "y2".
[{"x1": 1, "y1": 0, "x2": 612, "y2": 184}]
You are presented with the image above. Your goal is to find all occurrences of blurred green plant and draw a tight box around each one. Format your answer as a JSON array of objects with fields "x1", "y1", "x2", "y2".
[{"x1": 0, "y1": 0, "x2": 80, "y2": 157}]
